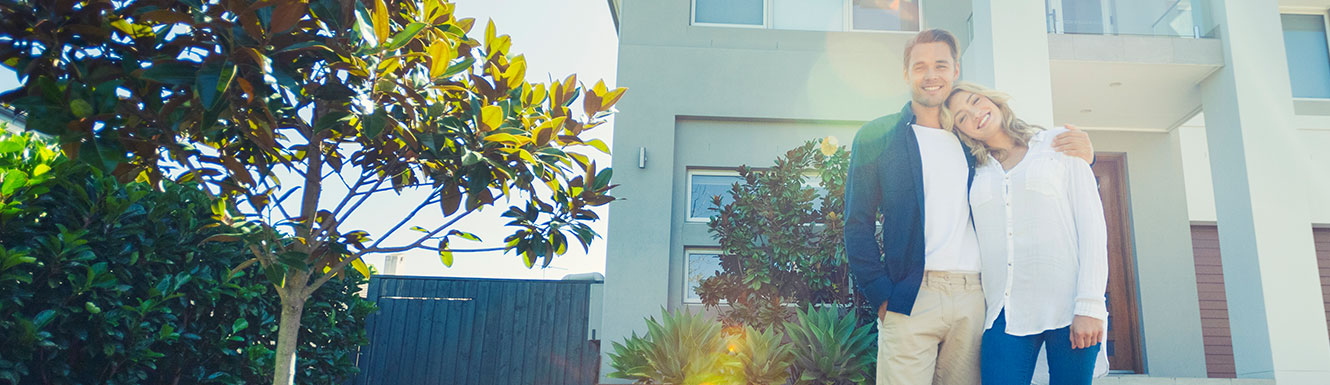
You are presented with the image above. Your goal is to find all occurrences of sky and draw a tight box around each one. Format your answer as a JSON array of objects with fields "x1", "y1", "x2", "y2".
[{"x1": 0, "y1": 0, "x2": 621, "y2": 280}]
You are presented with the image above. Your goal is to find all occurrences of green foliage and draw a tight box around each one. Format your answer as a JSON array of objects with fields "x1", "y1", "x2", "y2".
[
  {"x1": 0, "y1": 0, "x2": 620, "y2": 382},
  {"x1": 607, "y1": 309, "x2": 741, "y2": 385},
  {"x1": 698, "y1": 138, "x2": 854, "y2": 329},
  {"x1": 0, "y1": 134, "x2": 374, "y2": 385},
  {"x1": 733, "y1": 325, "x2": 795, "y2": 385},
  {"x1": 784, "y1": 306, "x2": 875, "y2": 385},
  {"x1": 606, "y1": 331, "x2": 655, "y2": 384}
]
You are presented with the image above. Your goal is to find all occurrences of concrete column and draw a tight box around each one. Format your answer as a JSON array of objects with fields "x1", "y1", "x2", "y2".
[
  {"x1": 1199, "y1": 0, "x2": 1330, "y2": 382},
  {"x1": 964, "y1": 0, "x2": 1056, "y2": 127}
]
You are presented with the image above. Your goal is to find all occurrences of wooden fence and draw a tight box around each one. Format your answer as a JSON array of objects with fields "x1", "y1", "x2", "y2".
[{"x1": 351, "y1": 276, "x2": 602, "y2": 385}]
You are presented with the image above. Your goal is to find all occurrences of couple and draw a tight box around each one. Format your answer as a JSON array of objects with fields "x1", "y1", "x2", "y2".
[{"x1": 845, "y1": 29, "x2": 1109, "y2": 385}]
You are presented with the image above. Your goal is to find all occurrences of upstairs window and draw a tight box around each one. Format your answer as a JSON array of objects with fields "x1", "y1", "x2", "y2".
[
  {"x1": 693, "y1": 0, "x2": 921, "y2": 32},
  {"x1": 1281, "y1": 13, "x2": 1330, "y2": 99}
]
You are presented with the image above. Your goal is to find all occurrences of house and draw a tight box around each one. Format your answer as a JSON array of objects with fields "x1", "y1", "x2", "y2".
[{"x1": 599, "y1": 0, "x2": 1330, "y2": 383}]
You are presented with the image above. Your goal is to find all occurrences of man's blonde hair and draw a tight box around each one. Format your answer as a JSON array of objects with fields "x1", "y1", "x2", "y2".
[{"x1": 939, "y1": 82, "x2": 1044, "y2": 165}]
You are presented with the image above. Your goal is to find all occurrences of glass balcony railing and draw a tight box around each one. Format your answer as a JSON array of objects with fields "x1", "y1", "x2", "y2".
[{"x1": 1045, "y1": 0, "x2": 1217, "y2": 38}]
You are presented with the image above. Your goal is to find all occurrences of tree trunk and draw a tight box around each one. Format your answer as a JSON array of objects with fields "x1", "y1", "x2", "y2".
[{"x1": 272, "y1": 291, "x2": 307, "y2": 385}]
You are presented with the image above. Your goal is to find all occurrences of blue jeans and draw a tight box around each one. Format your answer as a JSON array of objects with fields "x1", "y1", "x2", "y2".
[{"x1": 981, "y1": 310, "x2": 1100, "y2": 385}]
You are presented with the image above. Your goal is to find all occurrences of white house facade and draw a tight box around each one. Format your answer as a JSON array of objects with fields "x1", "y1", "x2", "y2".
[{"x1": 600, "y1": 0, "x2": 1330, "y2": 383}]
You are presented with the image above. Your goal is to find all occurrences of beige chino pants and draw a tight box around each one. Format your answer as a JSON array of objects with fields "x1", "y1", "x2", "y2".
[{"x1": 877, "y1": 271, "x2": 985, "y2": 385}]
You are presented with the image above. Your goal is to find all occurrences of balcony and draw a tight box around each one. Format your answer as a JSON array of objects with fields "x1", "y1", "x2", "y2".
[{"x1": 1046, "y1": 0, "x2": 1217, "y2": 39}]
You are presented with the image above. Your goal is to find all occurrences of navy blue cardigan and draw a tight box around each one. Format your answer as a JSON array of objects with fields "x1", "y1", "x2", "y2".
[{"x1": 844, "y1": 102, "x2": 976, "y2": 316}]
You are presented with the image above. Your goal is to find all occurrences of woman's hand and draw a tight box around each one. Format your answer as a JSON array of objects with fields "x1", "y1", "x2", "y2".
[
  {"x1": 1053, "y1": 124, "x2": 1095, "y2": 164},
  {"x1": 1070, "y1": 315, "x2": 1104, "y2": 349}
]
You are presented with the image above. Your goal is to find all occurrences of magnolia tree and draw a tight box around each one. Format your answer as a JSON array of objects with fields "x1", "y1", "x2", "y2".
[
  {"x1": 0, "y1": 0, "x2": 622, "y2": 383},
  {"x1": 696, "y1": 138, "x2": 858, "y2": 330}
]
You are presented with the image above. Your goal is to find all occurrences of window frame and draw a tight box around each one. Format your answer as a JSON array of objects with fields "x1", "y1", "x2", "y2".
[
  {"x1": 1280, "y1": 9, "x2": 1330, "y2": 101},
  {"x1": 690, "y1": 0, "x2": 924, "y2": 34},
  {"x1": 682, "y1": 247, "x2": 726, "y2": 304},
  {"x1": 685, "y1": 169, "x2": 744, "y2": 223},
  {"x1": 691, "y1": 0, "x2": 770, "y2": 29}
]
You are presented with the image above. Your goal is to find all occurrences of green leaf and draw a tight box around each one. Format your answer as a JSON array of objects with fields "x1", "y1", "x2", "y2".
[
  {"x1": 443, "y1": 57, "x2": 476, "y2": 78},
  {"x1": 232, "y1": 318, "x2": 248, "y2": 333},
  {"x1": 593, "y1": 168, "x2": 613, "y2": 190},
  {"x1": 141, "y1": 61, "x2": 200, "y2": 85},
  {"x1": 0, "y1": 138, "x2": 22, "y2": 153},
  {"x1": 363, "y1": 109, "x2": 389, "y2": 139},
  {"x1": 2, "y1": 169, "x2": 29, "y2": 196},
  {"x1": 69, "y1": 99, "x2": 93, "y2": 118},
  {"x1": 384, "y1": 22, "x2": 428, "y2": 51},
  {"x1": 461, "y1": 150, "x2": 481, "y2": 166},
  {"x1": 33, "y1": 309, "x2": 56, "y2": 328}
]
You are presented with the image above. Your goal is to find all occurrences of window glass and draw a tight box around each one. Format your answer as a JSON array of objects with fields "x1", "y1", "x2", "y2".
[
  {"x1": 685, "y1": 250, "x2": 723, "y2": 303},
  {"x1": 1282, "y1": 14, "x2": 1330, "y2": 98},
  {"x1": 695, "y1": 0, "x2": 765, "y2": 26},
  {"x1": 852, "y1": 0, "x2": 921, "y2": 32},
  {"x1": 773, "y1": 0, "x2": 844, "y2": 31},
  {"x1": 689, "y1": 173, "x2": 743, "y2": 220}
]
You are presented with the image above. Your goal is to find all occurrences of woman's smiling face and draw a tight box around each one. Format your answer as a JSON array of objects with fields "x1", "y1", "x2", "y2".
[{"x1": 946, "y1": 90, "x2": 1004, "y2": 143}]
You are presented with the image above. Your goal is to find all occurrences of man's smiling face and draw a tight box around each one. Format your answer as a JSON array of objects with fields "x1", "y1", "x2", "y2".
[{"x1": 905, "y1": 41, "x2": 959, "y2": 108}]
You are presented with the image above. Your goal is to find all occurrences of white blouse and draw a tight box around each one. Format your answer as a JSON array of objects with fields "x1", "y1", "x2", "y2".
[{"x1": 969, "y1": 127, "x2": 1109, "y2": 336}]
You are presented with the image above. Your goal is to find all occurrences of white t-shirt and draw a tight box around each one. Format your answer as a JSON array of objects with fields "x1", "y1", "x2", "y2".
[{"x1": 911, "y1": 124, "x2": 982, "y2": 272}]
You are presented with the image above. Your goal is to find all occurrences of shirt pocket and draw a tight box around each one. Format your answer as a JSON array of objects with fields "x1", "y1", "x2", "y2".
[
  {"x1": 1024, "y1": 156, "x2": 1066, "y2": 197},
  {"x1": 969, "y1": 170, "x2": 996, "y2": 206}
]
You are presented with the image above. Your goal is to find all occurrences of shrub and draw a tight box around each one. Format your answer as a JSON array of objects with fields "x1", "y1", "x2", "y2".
[
  {"x1": 0, "y1": 134, "x2": 374, "y2": 384},
  {"x1": 733, "y1": 325, "x2": 794, "y2": 385},
  {"x1": 784, "y1": 306, "x2": 875, "y2": 385},
  {"x1": 606, "y1": 331, "x2": 654, "y2": 384}
]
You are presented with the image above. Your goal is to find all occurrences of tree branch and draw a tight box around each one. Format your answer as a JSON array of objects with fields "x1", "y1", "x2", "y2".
[
  {"x1": 303, "y1": 194, "x2": 499, "y2": 295},
  {"x1": 333, "y1": 176, "x2": 385, "y2": 225}
]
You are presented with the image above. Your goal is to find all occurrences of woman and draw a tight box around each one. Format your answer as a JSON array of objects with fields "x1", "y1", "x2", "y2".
[{"x1": 939, "y1": 82, "x2": 1109, "y2": 385}]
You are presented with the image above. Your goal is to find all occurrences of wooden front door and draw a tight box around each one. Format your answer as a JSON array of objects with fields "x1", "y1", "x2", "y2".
[{"x1": 1091, "y1": 153, "x2": 1143, "y2": 373}]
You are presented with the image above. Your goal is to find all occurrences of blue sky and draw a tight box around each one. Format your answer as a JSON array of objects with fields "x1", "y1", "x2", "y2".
[{"x1": 0, "y1": 0, "x2": 620, "y2": 280}]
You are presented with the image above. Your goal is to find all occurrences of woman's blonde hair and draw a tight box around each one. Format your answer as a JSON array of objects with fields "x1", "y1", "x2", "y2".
[{"x1": 938, "y1": 82, "x2": 1044, "y2": 165}]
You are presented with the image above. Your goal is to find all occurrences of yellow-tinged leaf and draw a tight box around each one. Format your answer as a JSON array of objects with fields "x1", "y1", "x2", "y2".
[
  {"x1": 440, "y1": 249, "x2": 454, "y2": 267},
  {"x1": 484, "y1": 19, "x2": 496, "y2": 50},
  {"x1": 504, "y1": 55, "x2": 527, "y2": 89},
  {"x1": 592, "y1": 80, "x2": 608, "y2": 97},
  {"x1": 456, "y1": 17, "x2": 476, "y2": 33},
  {"x1": 480, "y1": 105, "x2": 502, "y2": 131},
  {"x1": 427, "y1": 42, "x2": 454, "y2": 79},
  {"x1": 372, "y1": 0, "x2": 390, "y2": 47},
  {"x1": 483, "y1": 132, "x2": 525, "y2": 144},
  {"x1": 584, "y1": 138, "x2": 610, "y2": 154},
  {"x1": 820, "y1": 136, "x2": 840, "y2": 156},
  {"x1": 601, "y1": 87, "x2": 628, "y2": 109},
  {"x1": 352, "y1": 258, "x2": 370, "y2": 278},
  {"x1": 522, "y1": 253, "x2": 534, "y2": 268},
  {"x1": 562, "y1": 74, "x2": 577, "y2": 95},
  {"x1": 531, "y1": 83, "x2": 547, "y2": 104},
  {"x1": 517, "y1": 149, "x2": 538, "y2": 165}
]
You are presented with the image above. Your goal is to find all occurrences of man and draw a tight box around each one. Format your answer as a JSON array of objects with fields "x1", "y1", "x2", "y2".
[{"x1": 844, "y1": 29, "x2": 1094, "y2": 385}]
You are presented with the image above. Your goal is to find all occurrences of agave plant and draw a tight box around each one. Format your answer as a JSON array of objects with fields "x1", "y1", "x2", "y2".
[
  {"x1": 734, "y1": 325, "x2": 795, "y2": 385},
  {"x1": 642, "y1": 308, "x2": 741, "y2": 385},
  {"x1": 784, "y1": 306, "x2": 875, "y2": 385},
  {"x1": 608, "y1": 331, "x2": 655, "y2": 383}
]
